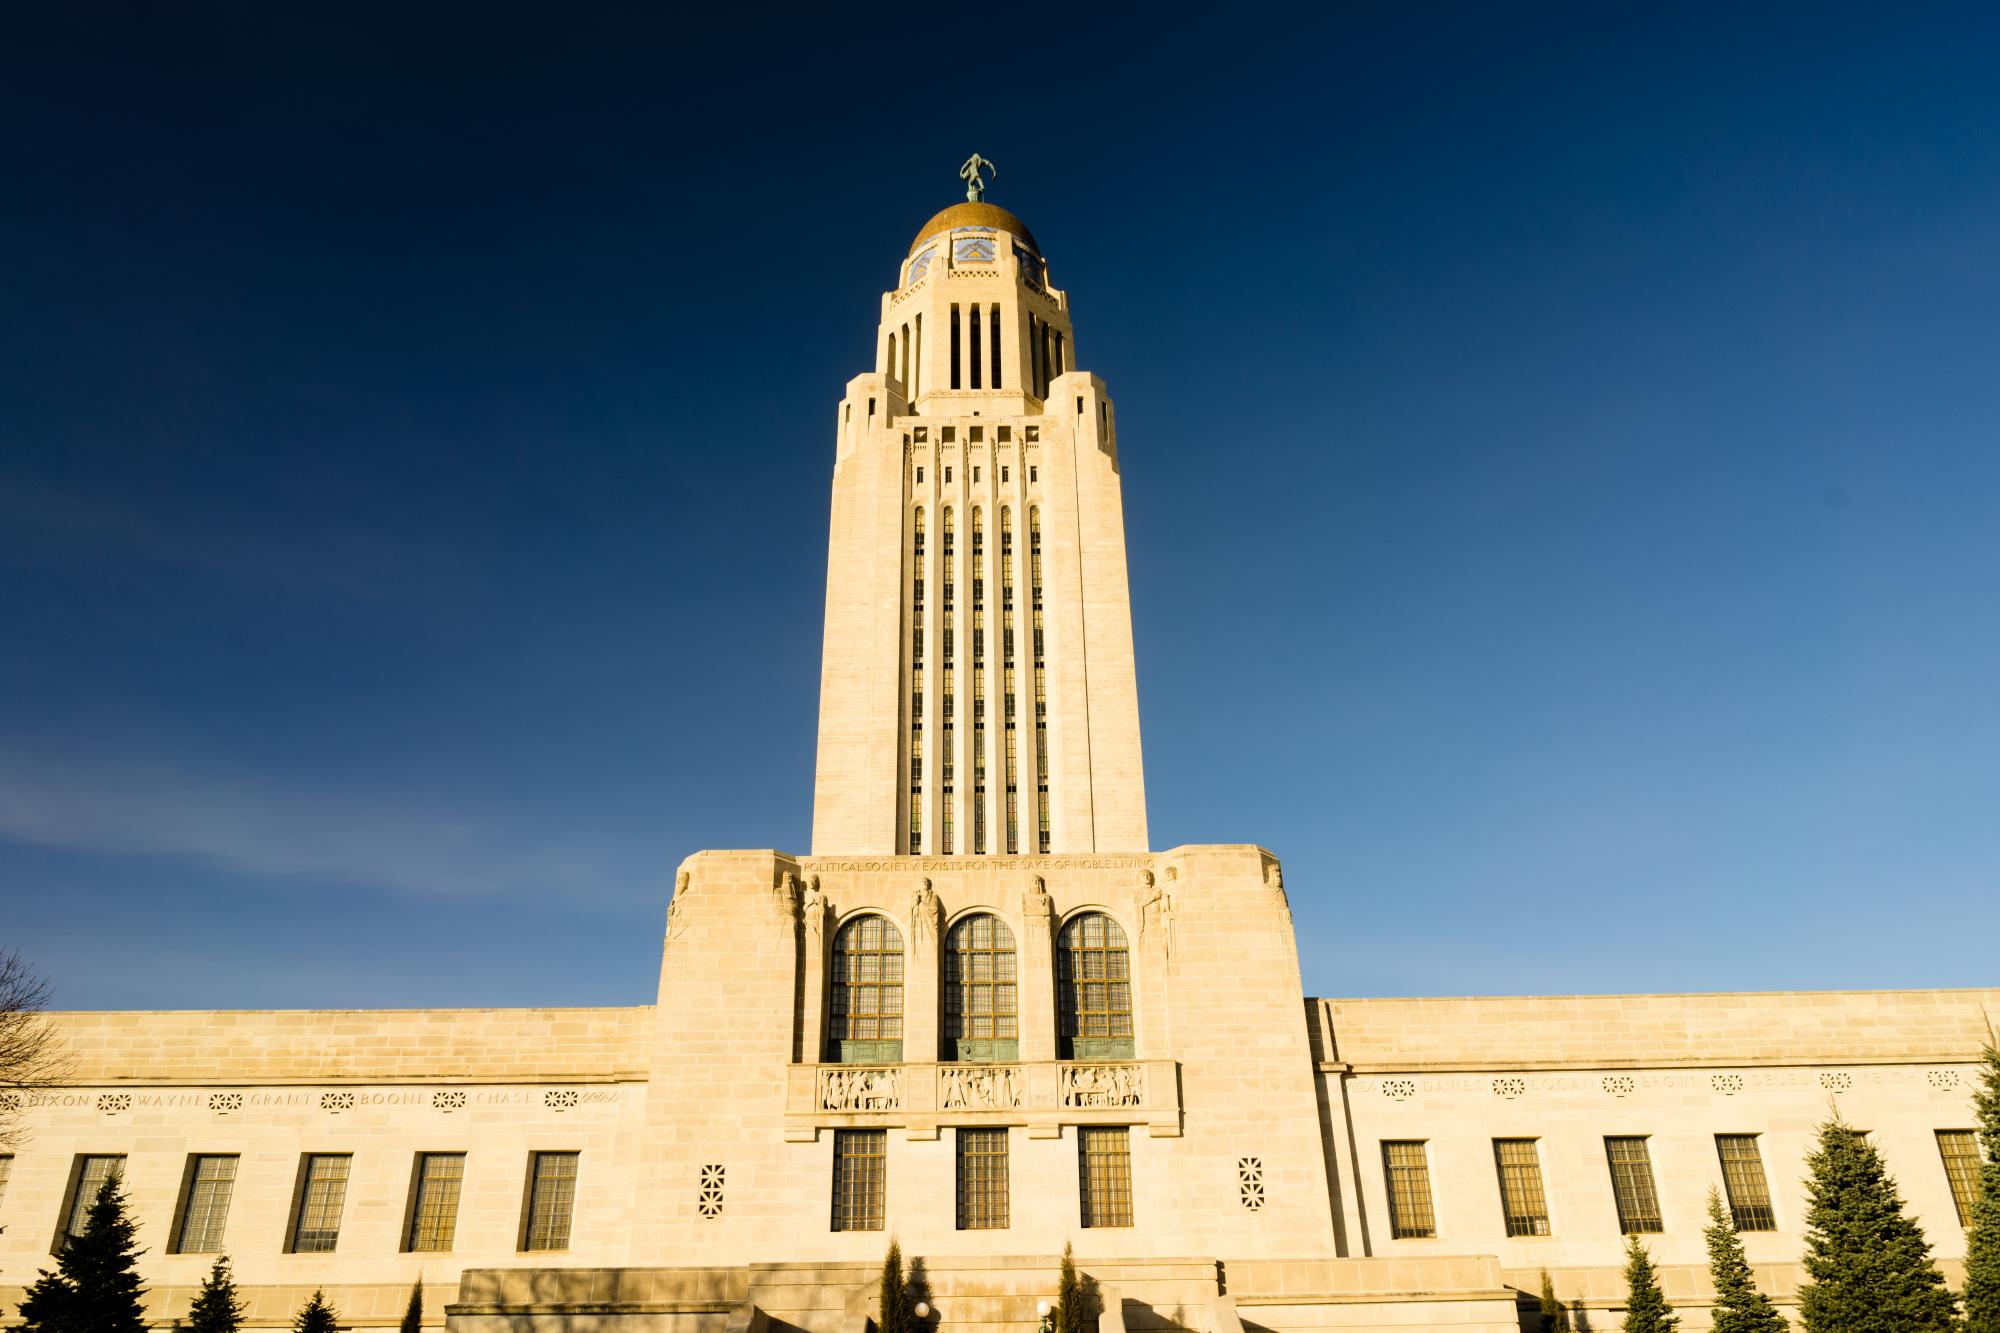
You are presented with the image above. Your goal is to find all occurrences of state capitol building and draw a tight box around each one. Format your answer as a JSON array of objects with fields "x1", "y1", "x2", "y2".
[{"x1": 1, "y1": 176, "x2": 1992, "y2": 1333}]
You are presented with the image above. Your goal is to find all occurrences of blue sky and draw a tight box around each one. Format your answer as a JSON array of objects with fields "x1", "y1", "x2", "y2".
[{"x1": 2, "y1": 5, "x2": 1996, "y2": 1009}]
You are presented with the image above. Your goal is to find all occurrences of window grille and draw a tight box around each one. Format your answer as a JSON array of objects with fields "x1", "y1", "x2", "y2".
[
  {"x1": 832, "y1": 1129, "x2": 886, "y2": 1231},
  {"x1": 971, "y1": 508, "x2": 986, "y2": 853},
  {"x1": 1938, "y1": 1130, "x2": 1980, "y2": 1226},
  {"x1": 1078, "y1": 1127, "x2": 1133, "y2": 1228},
  {"x1": 940, "y1": 508, "x2": 954, "y2": 854},
  {"x1": 523, "y1": 1151, "x2": 578, "y2": 1251},
  {"x1": 64, "y1": 1155, "x2": 125, "y2": 1245},
  {"x1": 829, "y1": 915, "x2": 905, "y2": 1061},
  {"x1": 1382, "y1": 1141, "x2": 1435, "y2": 1238},
  {"x1": 1057, "y1": 912, "x2": 1133, "y2": 1059},
  {"x1": 292, "y1": 1154, "x2": 350, "y2": 1253},
  {"x1": 1000, "y1": 509, "x2": 1017, "y2": 852},
  {"x1": 1605, "y1": 1137, "x2": 1663, "y2": 1233},
  {"x1": 909, "y1": 506, "x2": 925, "y2": 853},
  {"x1": 1493, "y1": 1139, "x2": 1550, "y2": 1236},
  {"x1": 1716, "y1": 1135, "x2": 1777, "y2": 1231},
  {"x1": 956, "y1": 1128, "x2": 1009, "y2": 1230},
  {"x1": 943, "y1": 914, "x2": 1018, "y2": 1060},
  {"x1": 406, "y1": 1153, "x2": 465, "y2": 1252},
  {"x1": 173, "y1": 1155, "x2": 238, "y2": 1253}
]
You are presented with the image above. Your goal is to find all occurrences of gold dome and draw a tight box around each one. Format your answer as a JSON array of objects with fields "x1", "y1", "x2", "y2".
[{"x1": 909, "y1": 202, "x2": 1039, "y2": 256}]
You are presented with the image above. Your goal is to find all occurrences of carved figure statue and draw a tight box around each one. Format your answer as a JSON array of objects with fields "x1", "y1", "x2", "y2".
[
  {"x1": 1025, "y1": 874, "x2": 1053, "y2": 921},
  {"x1": 959, "y1": 152, "x2": 996, "y2": 203},
  {"x1": 802, "y1": 874, "x2": 826, "y2": 939},
  {"x1": 912, "y1": 878, "x2": 939, "y2": 943},
  {"x1": 667, "y1": 870, "x2": 693, "y2": 939},
  {"x1": 1266, "y1": 862, "x2": 1291, "y2": 917},
  {"x1": 1137, "y1": 870, "x2": 1163, "y2": 946},
  {"x1": 776, "y1": 871, "x2": 800, "y2": 918}
]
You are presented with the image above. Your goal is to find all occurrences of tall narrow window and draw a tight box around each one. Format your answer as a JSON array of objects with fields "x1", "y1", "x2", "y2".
[
  {"x1": 63, "y1": 1155, "x2": 124, "y2": 1247},
  {"x1": 1029, "y1": 314, "x2": 1044, "y2": 396},
  {"x1": 886, "y1": 331, "x2": 897, "y2": 381},
  {"x1": 291, "y1": 1154, "x2": 350, "y2": 1253},
  {"x1": 909, "y1": 507, "x2": 925, "y2": 853},
  {"x1": 1938, "y1": 1130, "x2": 1980, "y2": 1226},
  {"x1": 832, "y1": 1129, "x2": 886, "y2": 1231},
  {"x1": 405, "y1": 1153, "x2": 465, "y2": 1252},
  {"x1": 943, "y1": 913, "x2": 1018, "y2": 1060},
  {"x1": 990, "y1": 304, "x2": 1002, "y2": 389},
  {"x1": 1040, "y1": 323, "x2": 1053, "y2": 395},
  {"x1": 1493, "y1": 1139, "x2": 1550, "y2": 1236},
  {"x1": 940, "y1": 508, "x2": 955, "y2": 855},
  {"x1": 1057, "y1": 912, "x2": 1134, "y2": 1059},
  {"x1": 913, "y1": 313, "x2": 923, "y2": 398},
  {"x1": 950, "y1": 305, "x2": 961, "y2": 390},
  {"x1": 522, "y1": 1151, "x2": 578, "y2": 1251},
  {"x1": 172, "y1": 1154, "x2": 238, "y2": 1254},
  {"x1": 971, "y1": 509, "x2": 987, "y2": 854},
  {"x1": 1078, "y1": 1127, "x2": 1133, "y2": 1228},
  {"x1": 1030, "y1": 508, "x2": 1049, "y2": 852},
  {"x1": 829, "y1": 915, "x2": 904, "y2": 1063},
  {"x1": 1715, "y1": 1135, "x2": 1776, "y2": 1231},
  {"x1": 900, "y1": 321, "x2": 911, "y2": 386},
  {"x1": 969, "y1": 297, "x2": 982, "y2": 389},
  {"x1": 956, "y1": 1128, "x2": 1010, "y2": 1230},
  {"x1": 1001, "y1": 508, "x2": 1017, "y2": 852},
  {"x1": 1054, "y1": 329, "x2": 1066, "y2": 376},
  {"x1": 1382, "y1": 1141, "x2": 1436, "y2": 1238},
  {"x1": 1605, "y1": 1137, "x2": 1664, "y2": 1234}
]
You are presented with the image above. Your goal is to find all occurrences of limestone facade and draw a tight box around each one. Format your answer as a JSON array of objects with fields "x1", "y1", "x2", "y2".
[{"x1": 2, "y1": 192, "x2": 1991, "y2": 1333}]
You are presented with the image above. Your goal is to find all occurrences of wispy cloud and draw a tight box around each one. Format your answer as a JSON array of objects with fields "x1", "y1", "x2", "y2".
[{"x1": 0, "y1": 748, "x2": 654, "y2": 903}]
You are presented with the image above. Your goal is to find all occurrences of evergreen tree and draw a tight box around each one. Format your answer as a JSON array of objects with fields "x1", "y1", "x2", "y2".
[
  {"x1": 294, "y1": 1288, "x2": 340, "y2": 1333},
  {"x1": 1965, "y1": 1042, "x2": 2000, "y2": 1333},
  {"x1": 188, "y1": 1255, "x2": 247, "y2": 1333},
  {"x1": 399, "y1": 1279, "x2": 424, "y2": 1333},
  {"x1": 1621, "y1": 1235, "x2": 1679, "y2": 1333},
  {"x1": 1055, "y1": 1242, "x2": 1088, "y2": 1333},
  {"x1": 16, "y1": 1170, "x2": 148, "y2": 1333},
  {"x1": 1536, "y1": 1269, "x2": 1570, "y2": 1332},
  {"x1": 1701, "y1": 1189, "x2": 1786, "y2": 1333},
  {"x1": 1798, "y1": 1115, "x2": 1957, "y2": 1332},
  {"x1": 877, "y1": 1241, "x2": 909, "y2": 1333}
]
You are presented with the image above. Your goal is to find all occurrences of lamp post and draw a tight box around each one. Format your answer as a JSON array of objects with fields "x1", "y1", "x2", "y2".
[{"x1": 1036, "y1": 1299, "x2": 1053, "y2": 1333}]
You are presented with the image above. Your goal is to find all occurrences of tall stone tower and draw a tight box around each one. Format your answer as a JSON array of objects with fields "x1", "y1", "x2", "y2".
[{"x1": 812, "y1": 190, "x2": 1147, "y2": 857}]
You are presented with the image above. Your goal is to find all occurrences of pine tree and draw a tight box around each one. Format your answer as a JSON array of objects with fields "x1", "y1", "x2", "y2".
[
  {"x1": 1965, "y1": 1042, "x2": 2000, "y2": 1333},
  {"x1": 1702, "y1": 1189, "x2": 1786, "y2": 1333},
  {"x1": 294, "y1": 1288, "x2": 340, "y2": 1333},
  {"x1": 399, "y1": 1279, "x2": 424, "y2": 1333},
  {"x1": 188, "y1": 1255, "x2": 247, "y2": 1333},
  {"x1": 877, "y1": 1241, "x2": 909, "y2": 1333},
  {"x1": 1798, "y1": 1115, "x2": 1957, "y2": 1332},
  {"x1": 1536, "y1": 1269, "x2": 1570, "y2": 1332},
  {"x1": 1055, "y1": 1242, "x2": 1088, "y2": 1333},
  {"x1": 1621, "y1": 1234, "x2": 1679, "y2": 1333},
  {"x1": 17, "y1": 1170, "x2": 149, "y2": 1333}
]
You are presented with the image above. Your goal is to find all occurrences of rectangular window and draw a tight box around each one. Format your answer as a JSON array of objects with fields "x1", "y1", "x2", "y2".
[
  {"x1": 1024, "y1": 426, "x2": 1039, "y2": 443},
  {"x1": 1382, "y1": 1141, "x2": 1436, "y2": 1238},
  {"x1": 942, "y1": 426, "x2": 956, "y2": 442},
  {"x1": 1605, "y1": 1137, "x2": 1664, "y2": 1234},
  {"x1": 1029, "y1": 466, "x2": 1038, "y2": 483},
  {"x1": 969, "y1": 426, "x2": 984, "y2": 443},
  {"x1": 1717, "y1": 1135, "x2": 1777, "y2": 1231},
  {"x1": 291, "y1": 1154, "x2": 350, "y2": 1253},
  {"x1": 62, "y1": 1155, "x2": 125, "y2": 1247},
  {"x1": 913, "y1": 427, "x2": 927, "y2": 443},
  {"x1": 832, "y1": 1130, "x2": 886, "y2": 1232},
  {"x1": 998, "y1": 426, "x2": 1011, "y2": 442},
  {"x1": 1001, "y1": 466, "x2": 1010, "y2": 483},
  {"x1": 172, "y1": 1154, "x2": 238, "y2": 1254},
  {"x1": 1078, "y1": 1127, "x2": 1133, "y2": 1228},
  {"x1": 973, "y1": 466, "x2": 981, "y2": 483},
  {"x1": 956, "y1": 1128, "x2": 1009, "y2": 1230},
  {"x1": 916, "y1": 466, "x2": 924, "y2": 484},
  {"x1": 522, "y1": 1151, "x2": 579, "y2": 1251},
  {"x1": 1939, "y1": 1130, "x2": 1980, "y2": 1227},
  {"x1": 1493, "y1": 1139, "x2": 1550, "y2": 1237},
  {"x1": 405, "y1": 1153, "x2": 466, "y2": 1252}
]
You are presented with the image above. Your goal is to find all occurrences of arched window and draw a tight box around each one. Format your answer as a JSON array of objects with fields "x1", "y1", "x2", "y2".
[
  {"x1": 943, "y1": 913, "x2": 1017, "y2": 1061},
  {"x1": 829, "y1": 915, "x2": 905, "y2": 1064},
  {"x1": 1057, "y1": 912, "x2": 1133, "y2": 1060}
]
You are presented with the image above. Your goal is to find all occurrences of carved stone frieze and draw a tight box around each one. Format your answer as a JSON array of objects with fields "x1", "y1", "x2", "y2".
[
  {"x1": 940, "y1": 1064, "x2": 1021, "y2": 1110},
  {"x1": 1061, "y1": 1063, "x2": 1144, "y2": 1108},
  {"x1": 820, "y1": 1066, "x2": 900, "y2": 1112}
]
